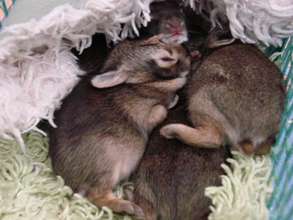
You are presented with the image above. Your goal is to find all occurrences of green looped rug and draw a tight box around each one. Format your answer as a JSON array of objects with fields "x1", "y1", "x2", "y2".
[{"x1": 0, "y1": 132, "x2": 271, "y2": 220}]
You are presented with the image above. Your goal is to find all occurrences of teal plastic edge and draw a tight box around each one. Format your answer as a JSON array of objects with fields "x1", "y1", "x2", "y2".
[{"x1": 266, "y1": 37, "x2": 293, "y2": 220}]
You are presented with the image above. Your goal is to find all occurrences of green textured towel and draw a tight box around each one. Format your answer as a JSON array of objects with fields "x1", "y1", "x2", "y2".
[
  {"x1": 205, "y1": 152, "x2": 271, "y2": 220},
  {"x1": 0, "y1": 132, "x2": 133, "y2": 220},
  {"x1": 0, "y1": 132, "x2": 272, "y2": 220}
]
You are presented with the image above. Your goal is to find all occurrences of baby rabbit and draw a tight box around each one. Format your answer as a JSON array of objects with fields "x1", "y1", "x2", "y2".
[
  {"x1": 131, "y1": 102, "x2": 228, "y2": 220},
  {"x1": 140, "y1": 0, "x2": 188, "y2": 44},
  {"x1": 49, "y1": 35, "x2": 191, "y2": 218},
  {"x1": 161, "y1": 42, "x2": 285, "y2": 155}
]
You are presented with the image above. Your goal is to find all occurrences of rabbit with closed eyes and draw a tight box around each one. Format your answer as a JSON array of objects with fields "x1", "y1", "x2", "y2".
[
  {"x1": 160, "y1": 41, "x2": 285, "y2": 155},
  {"x1": 141, "y1": 0, "x2": 188, "y2": 44},
  {"x1": 49, "y1": 35, "x2": 191, "y2": 218}
]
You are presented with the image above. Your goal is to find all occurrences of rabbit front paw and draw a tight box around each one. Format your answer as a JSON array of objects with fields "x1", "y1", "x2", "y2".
[
  {"x1": 173, "y1": 77, "x2": 187, "y2": 90},
  {"x1": 160, "y1": 124, "x2": 177, "y2": 139}
]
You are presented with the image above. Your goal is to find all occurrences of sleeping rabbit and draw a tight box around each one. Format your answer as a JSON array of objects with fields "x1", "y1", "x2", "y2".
[
  {"x1": 161, "y1": 41, "x2": 285, "y2": 155},
  {"x1": 131, "y1": 102, "x2": 227, "y2": 220},
  {"x1": 49, "y1": 35, "x2": 191, "y2": 218}
]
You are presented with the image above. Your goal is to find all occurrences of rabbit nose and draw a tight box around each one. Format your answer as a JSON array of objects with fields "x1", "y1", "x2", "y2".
[{"x1": 151, "y1": 49, "x2": 179, "y2": 69}]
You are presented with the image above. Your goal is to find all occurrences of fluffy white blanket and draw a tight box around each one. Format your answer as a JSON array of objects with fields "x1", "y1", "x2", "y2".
[{"x1": 0, "y1": 0, "x2": 153, "y2": 150}]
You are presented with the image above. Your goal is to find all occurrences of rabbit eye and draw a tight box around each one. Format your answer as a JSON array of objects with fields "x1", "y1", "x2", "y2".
[{"x1": 161, "y1": 57, "x2": 175, "y2": 62}]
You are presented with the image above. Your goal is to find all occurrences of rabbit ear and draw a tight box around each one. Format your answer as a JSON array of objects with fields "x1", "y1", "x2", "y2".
[
  {"x1": 140, "y1": 34, "x2": 164, "y2": 46},
  {"x1": 91, "y1": 69, "x2": 129, "y2": 88},
  {"x1": 207, "y1": 26, "x2": 235, "y2": 49},
  {"x1": 208, "y1": 38, "x2": 235, "y2": 49}
]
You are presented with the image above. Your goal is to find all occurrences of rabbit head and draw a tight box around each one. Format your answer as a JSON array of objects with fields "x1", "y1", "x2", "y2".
[{"x1": 91, "y1": 37, "x2": 191, "y2": 89}]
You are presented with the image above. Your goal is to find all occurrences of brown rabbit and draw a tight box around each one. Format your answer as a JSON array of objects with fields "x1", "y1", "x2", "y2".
[
  {"x1": 140, "y1": 0, "x2": 188, "y2": 44},
  {"x1": 130, "y1": 101, "x2": 228, "y2": 220},
  {"x1": 49, "y1": 36, "x2": 191, "y2": 218},
  {"x1": 160, "y1": 42, "x2": 285, "y2": 155}
]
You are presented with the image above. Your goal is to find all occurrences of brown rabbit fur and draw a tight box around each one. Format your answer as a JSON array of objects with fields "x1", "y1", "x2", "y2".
[
  {"x1": 49, "y1": 36, "x2": 191, "y2": 218},
  {"x1": 161, "y1": 42, "x2": 285, "y2": 155},
  {"x1": 131, "y1": 99, "x2": 228, "y2": 220},
  {"x1": 72, "y1": 33, "x2": 108, "y2": 73}
]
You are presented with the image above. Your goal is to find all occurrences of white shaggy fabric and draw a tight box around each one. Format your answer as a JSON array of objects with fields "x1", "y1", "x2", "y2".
[
  {"x1": 188, "y1": 0, "x2": 293, "y2": 46},
  {"x1": 223, "y1": 0, "x2": 293, "y2": 46},
  {"x1": 0, "y1": 48, "x2": 81, "y2": 152},
  {"x1": 0, "y1": 0, "x2": 154, "y2": 149}
]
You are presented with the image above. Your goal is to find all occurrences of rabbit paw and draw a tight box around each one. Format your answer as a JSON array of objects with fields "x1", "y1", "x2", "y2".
[
  {"x1": 115, "y1": 200, "x2": 145, "y2": 219},
  {"x1": 130, "y1": 203, "x2": 145, "y2": 220},
  {"x1": 174, "y1": 77, "x2": 187, "y2": 89},
  {"x1": 190, "y1": 50, "x2": 202, "y2": 60},
  {"x1": 160, "y1": 124, "x2": 177, "y2": 139}
]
